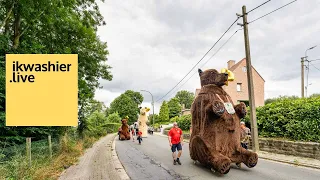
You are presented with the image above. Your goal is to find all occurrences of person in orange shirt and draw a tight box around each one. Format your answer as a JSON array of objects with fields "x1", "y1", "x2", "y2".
[
  {"x1": 137, "y1": 129, "x2": 143, "y2": 145},
  {"x1": 168, "y1": 122, "x2": 183, "y2": 165}
]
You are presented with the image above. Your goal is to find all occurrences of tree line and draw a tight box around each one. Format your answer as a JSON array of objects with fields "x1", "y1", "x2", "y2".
[
  {"x1": 104, "y1": 89, "x2": 195, "y2": 127},
  {"x1": 0, "y1": 0, "x2": 113, "y2": 147}
]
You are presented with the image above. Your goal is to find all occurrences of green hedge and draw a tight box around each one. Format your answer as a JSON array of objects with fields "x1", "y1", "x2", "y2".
[{"x1": 244, "y1": 96, "x2": 320, "y2": 142}]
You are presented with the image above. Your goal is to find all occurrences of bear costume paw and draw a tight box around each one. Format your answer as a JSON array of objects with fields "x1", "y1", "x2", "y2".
[
  {"x1": 235, "y1": 102, "x2": 247, "y2": 119},
  {"x1": 206, "y1": 101, "x2": 225, "y2": 117}
]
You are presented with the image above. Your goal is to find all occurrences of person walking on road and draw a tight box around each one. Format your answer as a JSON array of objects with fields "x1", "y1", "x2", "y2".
[
  {"x1": 118, "y1": 127, "x2": 121, "y2": 140},
  {"x1": 137, "y1": 129, "x2": 143, "y2": 145},
  {"x1": 134, "y1": 122, "x2": 139, "y2": 136},
  {"x1": 240, "y1": 121, "x2": 251, "y2": 150},
  {"x1": 236, "y1": 121, "x2": 251, "y2": 168},
  {"x1": 131, "y1": 127, "x2": 135, "y2": 142},
  {"x1": 168, "y1": 122, "x2": 183, "y2": 165}
]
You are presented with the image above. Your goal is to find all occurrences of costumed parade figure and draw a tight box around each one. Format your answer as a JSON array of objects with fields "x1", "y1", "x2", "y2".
[
  {"x1": 189, "y1": 68, "x2": 258, "y2": 174},
  {"x1": 119, "y1": 117, "x2": 131, "y2": 140},
  {"x1": 138, "y1": 107, "x2": 150, "y2": 138}
]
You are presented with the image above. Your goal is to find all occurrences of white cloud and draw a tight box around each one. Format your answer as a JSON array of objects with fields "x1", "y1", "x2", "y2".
[{"x1": 94, "y1": 0, "x2": 320, "y2": 113}]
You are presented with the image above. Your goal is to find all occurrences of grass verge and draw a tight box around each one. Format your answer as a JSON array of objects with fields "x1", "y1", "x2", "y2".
[{"x1": 0, "y1": 134, "x2": 100, "y2": 180}]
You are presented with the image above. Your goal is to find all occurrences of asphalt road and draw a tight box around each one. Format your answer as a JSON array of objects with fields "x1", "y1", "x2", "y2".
[{"x1": 116, "y1": 134, "x2": 320, "y2": 180}]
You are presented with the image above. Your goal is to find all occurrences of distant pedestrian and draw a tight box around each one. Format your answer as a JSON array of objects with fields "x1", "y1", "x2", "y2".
[
  {"x1": 118, "y1": 127, "x2": 121, "y2": 140},
  {"x1": 240, "y1": 121, "x2": 251, "y2": 149},
  {"x1": 236, "y1": 121, "x2": 251, "y2": 168},
  {"x1": 137, "y1": 129, "x2": 143, "y2": 145},
  {"x1": 168, "y1": 122, "x2": 183, "y2": 165},
  {"x1": 134, "y1": 122, "x2": 139, "y2": 136},
  {"x1": 131, "y1": 127, "x2": 135, "y2": 142}
]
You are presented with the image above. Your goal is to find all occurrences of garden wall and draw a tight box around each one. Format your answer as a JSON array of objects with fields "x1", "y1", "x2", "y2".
[{"x1": 163, "y1": 131, "x2": 320, "y2": 160}]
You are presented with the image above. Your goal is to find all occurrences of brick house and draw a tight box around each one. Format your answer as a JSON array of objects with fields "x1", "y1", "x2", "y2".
[
  {"x1": 181, "y1": 104, "x2": 191, "y2": 116},
  {"x1": 195, "y1": 58, "x2": 265, "y2": 107}
]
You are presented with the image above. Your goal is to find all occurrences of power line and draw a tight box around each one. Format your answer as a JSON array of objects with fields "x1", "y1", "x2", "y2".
[
  {"x1": 248, "y1": 0, "x2": 298, "y2": 24},
  {"x1": 163, "y1": 29, "x2": 243, "y2": 99},
  {"x1": 309, "y1": 59, "x2": 320, "y2": 62},
  {"x1": 155, "y1": 17, "x2": 240, "y2": 102},
  {"x1": 310, "y1": 63, "x2": 320, "y2": 72},
  {"x1": 247, "y1": 0, "x2": 272, "y2": 14}
]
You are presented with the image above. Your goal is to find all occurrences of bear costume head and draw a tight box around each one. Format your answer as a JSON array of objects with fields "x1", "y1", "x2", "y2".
[
  {"x1": 198, "y1": 68, "x2": 234, "y2": 87},
  {"x1": 139, "y1": 107, "x2": 150, "y2": 116},
  {"x1": 121, "y1": 119, "x2": 128, "y2": 125}
]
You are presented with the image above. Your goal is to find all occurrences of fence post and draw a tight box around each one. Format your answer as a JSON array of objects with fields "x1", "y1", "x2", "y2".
[
  {"x1": 48, "y1": 135, "x2": 52, "y2": 159},
  {"x1": 26, "y1": 137, "x2": 31, "y2": 167}
]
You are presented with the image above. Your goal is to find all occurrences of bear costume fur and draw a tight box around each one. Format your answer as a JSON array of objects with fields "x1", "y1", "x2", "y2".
[
  {"x1": 119, "y1": 119, "x2": 131, "y2": 140},
  {"x1": 189, "y1": 68, "x2": 258, "y2": 174}
]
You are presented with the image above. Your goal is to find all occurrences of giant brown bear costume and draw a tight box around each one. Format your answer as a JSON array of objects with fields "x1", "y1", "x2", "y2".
[
  {"x1": 189, "y1": 68, "x2": 258, "y2": 174},
  {"x1": 119, "y1": 119, "x2": 131, "y2": 140}
]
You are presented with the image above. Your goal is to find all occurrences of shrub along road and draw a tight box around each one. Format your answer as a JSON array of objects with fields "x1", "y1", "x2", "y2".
[{"x1": 116, "y1": 134, "x2": 320, "y2": 180}]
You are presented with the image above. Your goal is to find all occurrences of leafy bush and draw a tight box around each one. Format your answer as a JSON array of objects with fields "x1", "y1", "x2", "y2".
[
  {"x1": 107, "y1": 112, "x2": 121, "y2": 123},
  {"x1": 264, "y1": 95, "x2": 299, "y2": 105},
  {"x1": 153, "y1": 123, "x2": 160, "y2": 129},
  {"x1": 177, "y1": 114, "x2": 191, "y2": 131},
  {"x1": 85, "y1": 111, "x2": 120, "y2": 137},
  {"x1": 170, "y1": 116, "x2": 179, "y2": 123},
  {"x1": 245, "y1": 96, "x2": 320, "y2": 142}
]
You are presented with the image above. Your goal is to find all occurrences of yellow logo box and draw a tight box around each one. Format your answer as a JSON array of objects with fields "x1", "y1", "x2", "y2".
[{"x1": 6, "y1": 54, "x2": 78, "y2": 126}]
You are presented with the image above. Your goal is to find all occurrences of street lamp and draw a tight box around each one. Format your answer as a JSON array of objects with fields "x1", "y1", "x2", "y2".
[
  {"x1": 305, "y1": 83, "x2": 312, "y2": 97},
  {"x1": 140, "y1": 90, "x2": 155, "y2": 128},
  {"x1": 304, "y1": 45, "x2": 317, "y2": 98}
]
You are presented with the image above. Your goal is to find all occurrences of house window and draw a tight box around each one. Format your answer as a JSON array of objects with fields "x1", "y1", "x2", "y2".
[
  {"x1": 242, "y1": 66, "x2": 247, "y2": 72},
  {"x1": 237, "y1": 83, "x2": 242, "y2": 92}
]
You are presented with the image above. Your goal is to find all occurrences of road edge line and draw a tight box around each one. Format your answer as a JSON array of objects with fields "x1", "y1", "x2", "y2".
[{"x1": 112, "y1": 136, "x2": 131, "y2": 180}]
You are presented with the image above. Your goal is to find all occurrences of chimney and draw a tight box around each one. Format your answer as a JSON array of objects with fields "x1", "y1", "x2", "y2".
[{"x1": 227, "y1": 60, "x2": 235, "y2": 69}]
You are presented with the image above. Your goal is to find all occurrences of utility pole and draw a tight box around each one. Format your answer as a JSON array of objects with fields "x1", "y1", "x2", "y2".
[
  {"x1": 301, "y1": 57, "x2": 305, "y2": 98},
  {"x1": 237, "y1": 5, "x2": 259, "y2": 152}
]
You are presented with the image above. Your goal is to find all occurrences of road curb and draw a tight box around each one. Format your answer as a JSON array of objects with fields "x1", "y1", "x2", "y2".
[
  {"x1": 112, "y1": 136, "x2": 131, "y2": 180},
  {"x1": 258, "y1": 155, "x2": 320, "y2": 170},
  {"x1": 155, "y1": 133, "x2": 320, "y2": 170}
]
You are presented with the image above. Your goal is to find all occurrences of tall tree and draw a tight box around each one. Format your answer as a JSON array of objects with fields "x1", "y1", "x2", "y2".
[
  {"x1": 175, "y1": 90, "x2": 194, "y2": 109},
  {"x1": 158, "y1": 101, "x2": 169, "y2": 122},
  {"x1": 106, "y1": 112, "x2": 121, "y2": 123},
  {"x1": 108, "y1": 91, "x2": 143, "y2": 124},
  {"x1": 124, "y1": 90, "x2": 143, "y2": 106},
  {"x1": 0, "y1": 0, "x2": 113, "y2": 140},
  {"x1": 168, "y1": 98, "x2": 181, "y2": 119},
  {"x1": 148, "y1": 114, "x2": 159, "y2": 124}
]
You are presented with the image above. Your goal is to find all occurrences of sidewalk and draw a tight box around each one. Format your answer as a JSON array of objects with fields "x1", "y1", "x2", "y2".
[
  {"x1": 154, "y1": 132, "x2": 320, "y2": 170},
  {"x1": 59, "y1": 134, "x2": 129, "y2": 180}
]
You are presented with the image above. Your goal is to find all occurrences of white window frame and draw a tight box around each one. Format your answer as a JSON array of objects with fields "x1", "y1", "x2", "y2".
[{"x1": 237, "y1": 83, "x2": 242, "y2": 92}]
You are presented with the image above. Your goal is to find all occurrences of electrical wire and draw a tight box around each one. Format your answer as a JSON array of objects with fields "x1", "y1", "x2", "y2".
[
  {"x1": 156, "y1": 0, "x2": 299, "y2": 102},
  {"x1": 155, "y1": 17, "x2": 240, "y2": 102},
  {"x1": 247, "y1": 0, "x2": 272, "y2": 14},
  {"x1": 309, "y1": 59, "x2": 320, "y2": 62},
  {"x1": 248, "y1": 0, "x2": 298, "y2": 24},
  {"x1": 163, "y1": 29, "x2": 243, "y2": 99},
  {"x1": 310, "y1": 63, "x2": 320, "y2": 72}
]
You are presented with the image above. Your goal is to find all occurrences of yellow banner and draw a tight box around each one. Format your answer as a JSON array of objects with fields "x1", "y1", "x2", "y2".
[{"x1": 6, "y1": 54, "x2": 78, "y2": 126}]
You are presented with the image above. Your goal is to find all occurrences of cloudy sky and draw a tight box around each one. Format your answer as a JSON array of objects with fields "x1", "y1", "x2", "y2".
[{"x1": 94, "y1": 0, "x2": 320, "y2": 114}]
